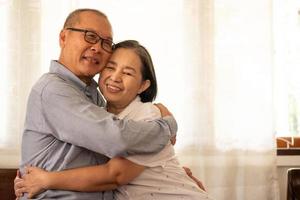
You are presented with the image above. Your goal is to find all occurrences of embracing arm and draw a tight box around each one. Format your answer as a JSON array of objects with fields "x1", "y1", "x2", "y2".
[
  {"x1": 46, "y1": 157, "x2": 144, "y2": 191},
  {"x1": 42, "y1": 80, "x2": 177, "y2": 157},
  {"x1": 17, "y1": 157, "x2": 144, "y2": 198}
]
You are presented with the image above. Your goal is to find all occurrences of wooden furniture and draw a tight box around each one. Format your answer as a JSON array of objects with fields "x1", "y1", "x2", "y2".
[
  {"x1": 287, "y1": 168, "x2": 300, "y2": 200},
  {"x1": 0, "y1": 169, "x2": 17, "y2": 200}
]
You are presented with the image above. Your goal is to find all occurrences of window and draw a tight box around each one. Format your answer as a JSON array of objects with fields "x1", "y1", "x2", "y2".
[{"x1": 273, "y1": 0, "x2": 300, "y2": 137}]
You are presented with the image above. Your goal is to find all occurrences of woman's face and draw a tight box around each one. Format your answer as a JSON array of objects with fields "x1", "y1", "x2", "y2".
[{"x1": 99, "y1": 48, "x2": 150, "y2": 108}]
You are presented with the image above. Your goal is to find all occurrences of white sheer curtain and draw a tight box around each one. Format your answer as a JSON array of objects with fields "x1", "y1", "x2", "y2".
[
  {"x1": 177, "y1": 0, "x2": 280, "y2": 199},
  {"x1": 0, "y1": 0, "x2": 279, "y2": 199},
  {"x1": 0, "y1": 0, "x2": 42, "y2": 168}
]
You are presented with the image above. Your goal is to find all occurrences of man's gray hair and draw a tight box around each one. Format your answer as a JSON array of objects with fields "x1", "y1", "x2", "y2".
[{"x1": 63, "y1": 8, "x2": 108, "y2": 28}]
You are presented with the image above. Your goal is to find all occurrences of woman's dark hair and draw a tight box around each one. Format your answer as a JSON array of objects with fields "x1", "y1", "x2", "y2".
[{"x1": 113, "y1": 40, "x2": 157, "y2": 102}]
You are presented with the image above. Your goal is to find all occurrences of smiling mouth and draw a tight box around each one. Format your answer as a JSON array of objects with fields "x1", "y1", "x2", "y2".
[
  {"x1": 82, "y1": 56, "x2": 100, "y2": 65},
  {"x1": 106, "y1": 84, "x2": 121, "y2": 92}
]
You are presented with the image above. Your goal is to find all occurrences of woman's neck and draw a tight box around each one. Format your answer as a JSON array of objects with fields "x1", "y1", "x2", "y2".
[
  {"x1": 107, "y1": 97, "x2": 138, "y2": 115},
  {"x1": 106, "y1": 103, "x2": 128, "y2": 115}
]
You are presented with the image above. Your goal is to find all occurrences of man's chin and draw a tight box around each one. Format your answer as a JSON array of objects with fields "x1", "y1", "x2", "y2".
[{"x1": 80, "y1": 66, "x2": 101, "y2": 77}]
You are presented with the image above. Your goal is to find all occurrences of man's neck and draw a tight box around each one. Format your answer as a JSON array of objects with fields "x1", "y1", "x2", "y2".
[
  {"x1": 57, "y1": 60, "x2": 93, "y2": 86},
  {"x1": 78, "y1": 76, "x2": 93, "y2": 86}
]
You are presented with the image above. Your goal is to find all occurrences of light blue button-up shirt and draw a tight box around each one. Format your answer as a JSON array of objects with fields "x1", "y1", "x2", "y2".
[{"x1": 20, "y1": 60, "x2": 177, "y2": 199}]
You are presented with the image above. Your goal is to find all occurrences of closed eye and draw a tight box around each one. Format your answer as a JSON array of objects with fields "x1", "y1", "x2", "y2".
[
  {"x1": 123, "y1": 72, "x2": 133, "y2": 76},
  {"x1": 123, "y1": 67, "x2": 136, "y2": 76},
  {"x1": 104, "y1": 65, "x2": 115, "y2": 71}
]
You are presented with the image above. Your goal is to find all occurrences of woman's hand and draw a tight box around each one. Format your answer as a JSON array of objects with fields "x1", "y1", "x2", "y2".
[
  {"x1": 154, "y1": 103, "x2": 173, "y2": 117},
  {"x1": 14, "y1": 170, "x2": 23, "y2": 199},
  {"x1": 170, "y1": 135, "x2": 176, "y2": 145},
  {"x1": 183, "y1": 166, "x2": 206, "y2": 191},
  {"x1": 15, "y1": 166, "x2": 48, "y2": 198}
]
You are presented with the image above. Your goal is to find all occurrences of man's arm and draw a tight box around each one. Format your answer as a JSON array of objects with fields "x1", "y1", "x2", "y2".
[
  {"x1": 41, "y1": 79, "x2": 177, "y2": 157},
  {"x1": 16, "y1": 158, "x2": 144, "y2": 198}
]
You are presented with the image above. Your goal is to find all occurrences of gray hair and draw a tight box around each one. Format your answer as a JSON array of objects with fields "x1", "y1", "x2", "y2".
[{"x1": 63, "y1": 8, "x2": 108, "y2": 28}]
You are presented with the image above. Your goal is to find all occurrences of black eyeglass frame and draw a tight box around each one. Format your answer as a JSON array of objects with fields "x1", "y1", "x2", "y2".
[{"x1": 66, "y1": 27, "x2": 115, "y2": 53}]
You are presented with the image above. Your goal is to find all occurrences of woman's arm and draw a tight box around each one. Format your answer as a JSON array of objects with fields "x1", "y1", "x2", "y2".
[
  {"x1": 183, "y1": 166, "x2": 206, "y2": 191},
  {"x1": 48, "y1": 157, "x2": 144, "y2": 190},
  {"x1": 17, "y1": 157, "x2": 144, "y2": 198}
]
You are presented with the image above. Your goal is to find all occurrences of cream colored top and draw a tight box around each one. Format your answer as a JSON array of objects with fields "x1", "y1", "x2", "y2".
[{"x1": 115, "y1": 96, "x2": 213, "y2": 200}]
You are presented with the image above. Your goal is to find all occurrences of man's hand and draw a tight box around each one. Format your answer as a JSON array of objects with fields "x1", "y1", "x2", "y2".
[
  {"x1": 183, "y1": 166, "x2": 206, "y2": 191},
  {"x1": 154, "y1": 103, "x2": 172, "y2": 117}
]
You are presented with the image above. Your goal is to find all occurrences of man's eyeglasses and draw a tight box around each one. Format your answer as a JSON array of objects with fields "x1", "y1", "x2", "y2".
[{"x1": 66, "y1": 27, "x2": 115, "y2": 53}]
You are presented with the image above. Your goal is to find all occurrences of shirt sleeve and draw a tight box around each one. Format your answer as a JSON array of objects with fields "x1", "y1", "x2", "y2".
[
  {"x1": 121, "y1": 103, "x2": 177, "y2": 167},
  {"x1": 40, "y1": 79, "x2": 177, "y2": 158}
]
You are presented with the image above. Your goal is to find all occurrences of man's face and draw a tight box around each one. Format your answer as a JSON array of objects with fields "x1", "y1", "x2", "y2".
[{"x1": 59, "y1": 11, "x2": 113, "y2": 81}]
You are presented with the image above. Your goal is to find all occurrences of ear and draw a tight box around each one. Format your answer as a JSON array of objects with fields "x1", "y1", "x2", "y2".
[
  {"x1": 59, "y1": 29, "x2": 67, "y2": 48},
  {"x1": 138, "y1": 80, "x2": 151, "y2": 94}
]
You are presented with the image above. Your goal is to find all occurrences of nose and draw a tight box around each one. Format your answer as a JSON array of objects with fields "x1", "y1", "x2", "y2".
[
  {"x1": 90, "y1": 42, "x2": 102, "y2": 53},
  {"x1": 110, "y1": 70, "x2": 122, "y2": 82}
]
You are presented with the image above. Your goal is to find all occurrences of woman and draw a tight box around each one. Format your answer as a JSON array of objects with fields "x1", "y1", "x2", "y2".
[{"x1": 16, "y1": 40, "x2": 213, "y2": 200}]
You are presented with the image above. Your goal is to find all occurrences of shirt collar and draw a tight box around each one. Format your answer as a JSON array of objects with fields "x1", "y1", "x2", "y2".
[
  {"x1": 49, "y1": 60, "x2": 98, "y2": 91},
  {"x1": 117, "y1": 96, "x2": 142, "y2": 119}
]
